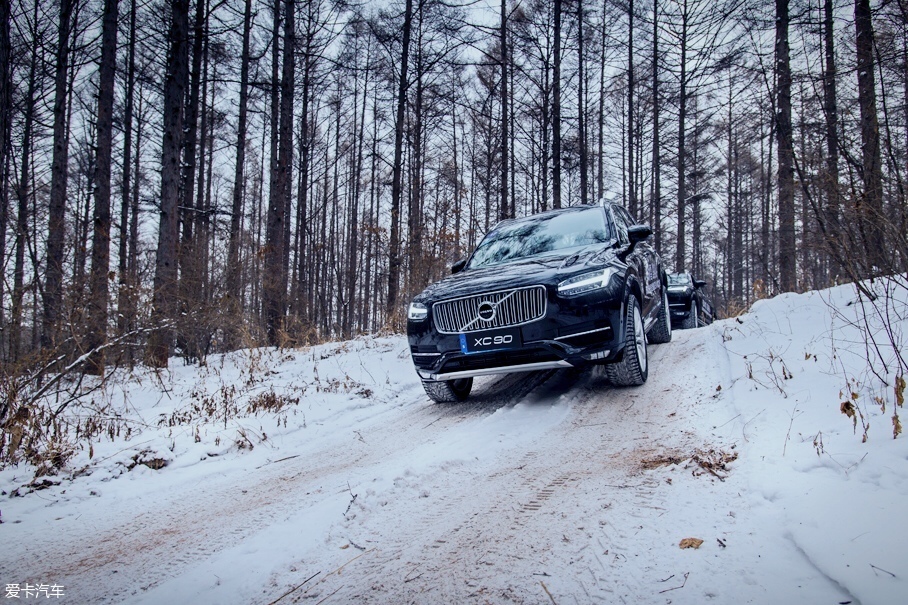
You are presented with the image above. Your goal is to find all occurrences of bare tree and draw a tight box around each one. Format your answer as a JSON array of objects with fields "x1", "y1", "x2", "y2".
[
  {"x1": 387, "y1": 0, "x2": 414, "y2": 318},
  {"x1": 651, "y1": 0, "x2": 662, "y2": 252},
  {"x1": 263, "y1": 0, "x2": 296, "y2": 344},
  {"x1": 226, "y1": 0, "x2": 253, "y2": 340},
  {"x1": 500, "y1": 0, "x2": 509, "y2": 220},
  {"x1": 553, "y1": 0, "x2": 562, "y2": 209},
  {"x1": 148, "y1": 0, "x2": 190, "y2": 367},
  {"x1": 85, "y1": 0, "x2": 119, "y2": 374},
  {"x1": 855, "y1": 0, "x2": 885, "y2": 270},
  {"x1": 776, "y1": 0, "x2": 795, "y2": 291},
  {"x1": 116, "y1": 0, "x2": 138, "y2": 341},
  {"x1": 627, "y1": 0, "x2": 635, "y2": 216},
  {"x1": 43, "y1": 0, "x2": 76, "y2": 351},
  {"x1": 821, "y1": 0, "x2": 839, "y2": 243},
  {"x1": 0, "y1": 0, "x2": 10, "y2": 344}
]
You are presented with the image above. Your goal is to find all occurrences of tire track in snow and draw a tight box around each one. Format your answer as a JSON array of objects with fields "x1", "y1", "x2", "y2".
[
  {"x1": 299, "y1": 336, "x2": 732, "y2": 604},
  {"x1": 2, "y1": 369, "x2": 561, "y2": 603}
]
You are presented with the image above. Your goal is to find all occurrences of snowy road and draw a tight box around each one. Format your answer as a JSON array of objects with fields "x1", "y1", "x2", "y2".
[
  {"x1": 4, "y1": 287, "x2": 908, "y2": 605},
  {"x1": 5, "y1": 332, "x2": 742, "y2": 604}
]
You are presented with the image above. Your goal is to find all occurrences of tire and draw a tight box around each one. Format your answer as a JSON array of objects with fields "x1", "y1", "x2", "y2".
[
  {"x1": 681, "y1": 303, "x2": 697, "y2": 330},
  {"x1": 648, "y1": 288, "x2": 672, "y2": 344},
  {"x1": 421, "y1": 377, "x2": 473, "y2": 403},
  {"x1": 605, "y1": 297, "x2": 648, "y2": 386}
]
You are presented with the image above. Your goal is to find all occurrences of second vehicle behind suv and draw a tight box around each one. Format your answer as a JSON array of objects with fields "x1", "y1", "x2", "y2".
[
  {"x1": 667, "y1": 272, "x2": 717, "y2": 329},
  {"x1": 407, "y1": 202, "x2": 672, "y2": 403}
]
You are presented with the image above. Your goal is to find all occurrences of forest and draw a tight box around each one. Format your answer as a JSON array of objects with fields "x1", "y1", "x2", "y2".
[{"x1": 0, "y1": 0, "x2": 906, "y2": 373}]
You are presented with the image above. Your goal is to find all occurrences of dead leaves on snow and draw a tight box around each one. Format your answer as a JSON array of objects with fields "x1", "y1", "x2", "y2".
[
  {"x1": 640, "y1": 453, "x2": 685, "y2": 470},
  {"x1": 678, "y1": 537, "x2": 703, "y2": 549},
  {"x1": 639, "y1": 447, "x2": 738, "y2": 481},
  {"x1": 691, "y1": 448, "x2": 739, "y2": 480}
]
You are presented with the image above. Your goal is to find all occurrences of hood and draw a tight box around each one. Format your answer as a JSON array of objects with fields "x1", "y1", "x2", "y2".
[{"x1": 415, "y1": 244, "x2": 621, "y2": 303}]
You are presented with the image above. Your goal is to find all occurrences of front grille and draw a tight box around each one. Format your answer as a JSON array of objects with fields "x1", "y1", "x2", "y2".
[{"x1": 433, "y1": 285, "x2": 547, "y2": 334}]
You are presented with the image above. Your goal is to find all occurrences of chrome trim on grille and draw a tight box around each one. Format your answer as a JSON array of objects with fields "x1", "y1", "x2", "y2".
[
  {"x1": 420, "y1": 360, "x2": 573, "y2": 381},
  {"x1": 554, "y1": 326, "x2": 611, "y2": 341},
  {"x1": 432, "y1": 285, "x2": 547, "y2": 334}
]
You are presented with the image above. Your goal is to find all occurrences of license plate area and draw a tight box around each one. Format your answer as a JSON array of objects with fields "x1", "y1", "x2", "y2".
[{"x1": 460, "y1": 328, "x2": 523, "y2": 354}]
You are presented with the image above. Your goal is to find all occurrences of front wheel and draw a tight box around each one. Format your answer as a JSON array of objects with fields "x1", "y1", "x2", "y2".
[
  {"x1": 421, "y1": 377, "x2": 473, "y2": 403},
  {"x1": 605, "y1": 297, "x2": 648, "y2": 386},
  {"x1": 681, "y1": 303, "x2": 698, "y2": 330}
]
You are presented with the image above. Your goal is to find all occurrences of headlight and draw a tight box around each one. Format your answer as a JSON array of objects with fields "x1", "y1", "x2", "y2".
[
  {"x1": 558, "y1": 267, "x2": 620, "y2": 297},
  {"x1": 408, "y1": 302, "x2": 428, "y2": 321}
]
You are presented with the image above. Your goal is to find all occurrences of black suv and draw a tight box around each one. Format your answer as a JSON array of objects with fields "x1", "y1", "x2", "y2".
[
  {"x1": 407, "y1": 203, "x2": 672, "y2": 403},
  {"x1": 666, "y1": 272, "x2": 717, "y2": 329}
]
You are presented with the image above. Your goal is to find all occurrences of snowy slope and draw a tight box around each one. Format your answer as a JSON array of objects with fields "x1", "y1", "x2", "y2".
[{"x1": 1, "y1": 283, "x2": 907, "y2": 604}]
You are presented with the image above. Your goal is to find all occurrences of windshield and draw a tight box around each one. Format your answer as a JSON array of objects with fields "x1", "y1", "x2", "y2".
[
  {"x1": 668, "y1": 274, "x2": 692, "y2": 286},
  {"x1": 468, "y1": 207, "x2": 612, "y2": 269}
]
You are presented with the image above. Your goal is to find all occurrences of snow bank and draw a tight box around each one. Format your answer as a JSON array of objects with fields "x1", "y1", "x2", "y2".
[{"x1": 720, "y1": 282, "x2": 908, "y2": 604}]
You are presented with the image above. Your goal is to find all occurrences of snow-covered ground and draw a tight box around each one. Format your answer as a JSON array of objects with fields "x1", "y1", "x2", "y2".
[{"x1": 2, "y1": 282, "x2": 907, "y2": 604}]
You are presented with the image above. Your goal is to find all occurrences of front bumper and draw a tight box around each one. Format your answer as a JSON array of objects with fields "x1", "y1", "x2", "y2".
[
  {"x1": 408, "y1": 287, "x2": 626, "y2": 381},
  {"x1": 668, "y1": 293, "x2": 693, "y2": 324}
]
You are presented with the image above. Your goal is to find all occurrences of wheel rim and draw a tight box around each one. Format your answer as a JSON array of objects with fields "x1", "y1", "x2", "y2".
[{"x1": 634, "y1": 304, "x2": 647, "y2": 373}]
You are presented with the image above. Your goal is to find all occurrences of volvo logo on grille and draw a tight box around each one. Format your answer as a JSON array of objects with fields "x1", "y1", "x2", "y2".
[{"x1": 477, "y1": 301, "x2": 496, "y2": 322}]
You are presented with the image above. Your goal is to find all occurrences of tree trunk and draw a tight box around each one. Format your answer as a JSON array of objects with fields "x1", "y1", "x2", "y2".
[
  {"x1": 226, "y1": 0, "x2": 252, "y2": 330},
  {"x1": 675, "y1": 0, "x2": 688, "y2": 272},
  {"x1": 500, "y1": 0, "x2": 509, "y2": 220},
  {"x1": 264, "y1": 0, "x2": 295, "y2": 344},
  {"x1": 116, "y1": 0, "x2": 137, "y2": 340},
  {"x1": 0, "y1": 0, "x2": 10, "y2": 346},
  {"x1": 776, "y1": 0, "x2": 796, "y2": 291},
  {"x1": 387, "y1": 0, "x2": 413, "y2": 317},
  {"x1": 652, "y1": 1, "x2": 661, "y2": 253},
  {"x1": 180, "y1": 0, "x2": 207, "y2": 274},
  {"x1": 854, "y1": 0, "x2": 885, "y2": 270},
  {"x1": 11, "y1": 2, "x2": 38, "y2": 361},
  {"x1": 822, "y1": 0, "x2": 840, "y2": 274},
  {"x1": 196, "y1": 30, "x2": 211, "y2": 310},
  {"x1": 85, "y1": 0, "x2": 119, "y2": 375},
  {"x1": 597, "y1": 3, "x2": 606, "y2": 202},
  {"x1": 263, "y1": 0, "x2": 280, "y2": 338},
  {"x1": 627, "y1": 0, "x2": 635, "y2": 216},
  {"x1": 128, "y1": 92, "x2": 143, "y2": 339},
  {"x1": 295, "y1": 43, "x2": 312, "y2": 324},
  {"x1": 552, "y1": 0, "x2": 562, "y2": 209},
  {"x1": 43, "y1": 0, "x2": 75, "y2": 351},
  {"x1": 408, "y1": 13, "x2": 424, "y2": 296},
  {"x1": 346, "y1": 36, "x2": 370, "y2": 336},
  {"x1": 578, "y1": 0, "x2": 588, "y2": 206},
  {"x1": 148, "y1": 0, "x2": 190, "y2": 367}
]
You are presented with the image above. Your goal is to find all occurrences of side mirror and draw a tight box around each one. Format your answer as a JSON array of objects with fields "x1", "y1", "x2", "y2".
[
  {"x1": 694, "y1": 279, "x2": 707, "y2": 289},
  {"x1": 451, "y1": 258, "x2": 467, "y2": 274},
  {"x1": 627, "y1": 224, "x2": 653, "y2": 243}
]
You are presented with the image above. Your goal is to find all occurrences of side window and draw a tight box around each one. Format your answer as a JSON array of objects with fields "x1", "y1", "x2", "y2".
[{"x1": 611, "y1": 208, "x2": 629, "y2": 246}]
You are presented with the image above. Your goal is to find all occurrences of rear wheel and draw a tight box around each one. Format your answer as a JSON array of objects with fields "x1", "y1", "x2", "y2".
[
  {"x1": 421, "y1": 377, "x2": 473, "y2": 403},
  {"x1": 605, "y1": 298, "x2": 648, "y2": 386},
  {"x1": 648, "y1": 288, "x2": 672, "y2": 344}
]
